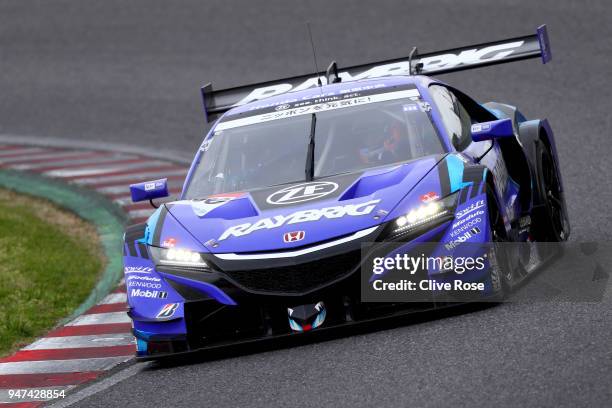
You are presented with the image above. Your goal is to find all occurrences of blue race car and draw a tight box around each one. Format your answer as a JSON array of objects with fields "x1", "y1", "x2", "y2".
[{"x1": 124, "y1": 25, "x2": 569, "y2": 358}]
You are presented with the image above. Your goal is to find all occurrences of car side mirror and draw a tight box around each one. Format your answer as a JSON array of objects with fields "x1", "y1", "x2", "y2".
[
  {"x1": 470, "y1": 118, "x2": 514, "y2": 142},
  {"x1": 130, "y1": 178, "x2": 169, "y2": 205}
]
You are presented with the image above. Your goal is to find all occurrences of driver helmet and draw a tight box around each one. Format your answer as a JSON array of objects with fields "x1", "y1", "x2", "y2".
[{"x1": 357, "y1": 121, "x2": 405, "y2": 164}]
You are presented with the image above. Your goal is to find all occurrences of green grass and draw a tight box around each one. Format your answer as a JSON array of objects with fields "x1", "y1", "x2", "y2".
[{"x1": 0, "y1": 189, "x2": 103, "y2": 356}]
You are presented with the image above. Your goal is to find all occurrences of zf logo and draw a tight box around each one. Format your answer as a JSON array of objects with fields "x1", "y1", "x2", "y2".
[
  {"x1": 156, "y1": 303, "x2": 179, "y2": 319},
  {"x1": 266, "y1": 182, "x2": 338, "y2": 205}
]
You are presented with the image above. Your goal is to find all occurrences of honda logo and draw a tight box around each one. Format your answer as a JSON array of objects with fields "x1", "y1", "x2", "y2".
[
  {"x1": 283, "y1": 231, "x2": 305, "y2": 243},
  {"x1": 266, "y1": 181, "x2": 338, "y2": 205}
]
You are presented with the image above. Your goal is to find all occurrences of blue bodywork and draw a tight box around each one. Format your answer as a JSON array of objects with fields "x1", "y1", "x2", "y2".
[{"x1": 123, "y1": 75, "x2": 566, "y2": 358}]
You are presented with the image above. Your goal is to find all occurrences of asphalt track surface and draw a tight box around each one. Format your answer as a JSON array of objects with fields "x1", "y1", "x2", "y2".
[{"x1": 1, "y1": 1, "x2": 611, "y2": 407}]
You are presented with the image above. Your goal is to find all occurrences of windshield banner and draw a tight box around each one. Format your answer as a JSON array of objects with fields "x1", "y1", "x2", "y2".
[{"x1": 215, "y1": 85, "x2": 420, "y2": 131}]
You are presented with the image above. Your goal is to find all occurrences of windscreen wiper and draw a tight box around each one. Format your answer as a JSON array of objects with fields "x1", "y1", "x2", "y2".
[{"x1": 305, "y1": 113, "x2": 316, "y2": 181}]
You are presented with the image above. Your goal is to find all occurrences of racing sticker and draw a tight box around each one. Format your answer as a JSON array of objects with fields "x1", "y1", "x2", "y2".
[
  {"x1": 216, "y1": 85, "x2": 420, "y2": 131},
  {"x1": 283, "y1": 230, "x2": 305, "y2": 243},
  {"x1": 420, "y1": 191, "x2": 439, "y2": 203},
  {"x1": 402, "y1": 103, "x2": 420, "y2": 112},
  {"x1": 445, "y1": 227, "x2": 481, "y2": 250},
  {"x1": 266, "y1": 181, "x2": 338, "y2": 205},
  {"x1": 156, "y1": 303, "x2": 179, "y2": 319},
  {"x1": 162, "y1": 237, "x2": 177, "y2": 248},
  {"x1": 451, "y1": 208, "x2": 485, "y2": 230},
  {"x1": 249, "y1": 172, "x2": 361, "y2": 211},
  {"x1": 402, "y1": 101, "x2": 431, "y2": 113},
  {"x1": 228, "y1": 39, "x2": 529, "y2": 108},
  {"x1": 455, "y1": 199, "x2": 485, "y2": 220},
  {"x1": 218, "y1": 199, "x2": 381, "y2": 241},
  {"x1": 191, "y1": 192, "x2": 245, "y2": 217},
  {"x1": 450, "y1": 217, "x2": 482, "y2": 238},
  {"x1": 130, "y1": 289, "x2": 168, "y2": 299},
  {"x1": 126, "y1": 275, "x2": 162, "y2": 289},
  {"x1": 124, "y1": 266, "x2": 153, "y2": 274},
  {"x1": 199, "y1": 134, "x2": 216, "y2": 152}
]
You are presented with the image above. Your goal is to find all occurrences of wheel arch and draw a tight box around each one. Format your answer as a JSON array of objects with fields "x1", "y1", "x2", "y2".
[{"x1": 482, "y1": 102, "x2": 534, "y2": 213}]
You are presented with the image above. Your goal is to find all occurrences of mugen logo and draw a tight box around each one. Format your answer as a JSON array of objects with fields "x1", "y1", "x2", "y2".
[
  {"x1": 266, "y1": 181, "x2": 338, "y2": 205},
  {"x1": 234, "y1": 41, "x2": 525, "y2": 106}
]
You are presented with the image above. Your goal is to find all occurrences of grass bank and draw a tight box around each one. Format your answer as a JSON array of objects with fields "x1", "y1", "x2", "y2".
[{"x1": 0, "y1": 188, "x2": 104, "y2": 356}]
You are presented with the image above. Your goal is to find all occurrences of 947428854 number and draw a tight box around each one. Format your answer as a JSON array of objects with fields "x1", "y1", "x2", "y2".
[{"x1": 8, "y1": 388, "x2": 66, "y2": 400}]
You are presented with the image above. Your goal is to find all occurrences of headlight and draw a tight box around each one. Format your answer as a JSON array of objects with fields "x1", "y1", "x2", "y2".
[
  {"x1": 149, "y1": 246, "x2": 208, "y2": 268},
  {"x1": 386, "y1": 193, "x2": 458, "y2": 240},
  {"x1": 395, "y1": 201, "x2": 445, "y2": 228}
]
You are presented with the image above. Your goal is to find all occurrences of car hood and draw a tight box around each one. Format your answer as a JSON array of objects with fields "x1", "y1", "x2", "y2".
[{"x1": 164, "y1": 154, "x2": 447, "y2": 253}]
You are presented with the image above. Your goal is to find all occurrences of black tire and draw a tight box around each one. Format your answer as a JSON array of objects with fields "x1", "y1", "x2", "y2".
[
  {"x1": 486, "y1": 185, "x2": 513, "y2": 298},
  {"x1": 532, "y1": 143, "x2": 569, "y2": 242}
]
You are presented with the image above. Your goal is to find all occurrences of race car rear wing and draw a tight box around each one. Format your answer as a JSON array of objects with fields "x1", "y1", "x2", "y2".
[{"x1": 201, "y1": 25, "x2": 551, "y2": 122}]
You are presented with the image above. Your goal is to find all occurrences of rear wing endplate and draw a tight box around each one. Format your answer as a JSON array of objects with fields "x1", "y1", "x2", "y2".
[{"x1": 202, "y1": 25, "x2": 551, "y2": 122}]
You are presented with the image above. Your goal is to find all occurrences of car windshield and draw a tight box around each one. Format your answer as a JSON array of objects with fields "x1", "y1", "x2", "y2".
[{"x1": 184, "y1": 87, "x2": 445, "y2": 199}]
